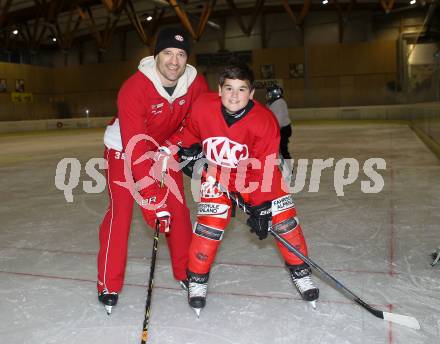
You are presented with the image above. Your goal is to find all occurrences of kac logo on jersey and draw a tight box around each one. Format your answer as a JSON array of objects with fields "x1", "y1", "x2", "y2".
[{"x1": 203, "y1": 136, "x2": 249, "y2": 168}]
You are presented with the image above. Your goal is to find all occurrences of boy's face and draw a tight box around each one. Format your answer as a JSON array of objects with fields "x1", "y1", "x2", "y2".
[{"x1": 218, "y1": 78, "x2": 254, "y2": 113}]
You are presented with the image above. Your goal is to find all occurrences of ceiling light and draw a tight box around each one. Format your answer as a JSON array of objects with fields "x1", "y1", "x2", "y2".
[
  {"x1": 141, "y1": 13, "x2": 153, "y2": 22},
  {"x1": 410, "y1": 0, "x2": 416, "y2": 4},
  {"x1": 322, "y1": 0, "x2": 329, "y2": 4},
  {"x1": 207, "y1": 20, "x2": 221, "y2": 30},
  {"x1": 12, "y1": 29, "x2": 19, "y2": 35}
]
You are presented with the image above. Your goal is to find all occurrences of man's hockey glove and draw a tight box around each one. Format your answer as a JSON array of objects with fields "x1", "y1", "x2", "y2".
[
  {"x1": 178, "y1": 143, "x2": 205, "y2": 177},
  {"x1": 247, "y1": 201, "x2": 272, "y2": 240},
  {"x1": 142, "y1": 146, "x2": 173, "y2": 233},
  {"x1": 155, "y1": 205, "x2": 171, "y2": 233}
]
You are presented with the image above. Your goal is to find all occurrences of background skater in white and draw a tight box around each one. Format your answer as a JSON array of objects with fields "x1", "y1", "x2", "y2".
[{"x1": 266, "y1": 85, "x2": 292, "y2": 161}]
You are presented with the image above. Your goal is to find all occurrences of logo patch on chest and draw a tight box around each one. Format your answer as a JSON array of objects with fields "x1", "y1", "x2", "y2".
[{"x1": 151, "y1": 102, "x2": 164, "y2": 115}]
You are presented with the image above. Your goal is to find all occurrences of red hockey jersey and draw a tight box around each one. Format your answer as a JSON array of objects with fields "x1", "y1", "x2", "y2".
[{"x1": 180, "y1": 92, "x2": 286, "y2": 205}]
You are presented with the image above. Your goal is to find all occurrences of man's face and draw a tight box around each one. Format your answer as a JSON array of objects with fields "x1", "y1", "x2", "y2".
[
  {"x1": 155, "y1": 48, "x2": 188, "y2": 87},
  {"x1": 219, "y1": 78, "x2": 254, "y2": 113}
]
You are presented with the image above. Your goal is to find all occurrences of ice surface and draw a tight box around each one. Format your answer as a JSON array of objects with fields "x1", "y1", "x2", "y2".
[{"x1": 0, "y1": 124, "x2": 439, "y2": 344}]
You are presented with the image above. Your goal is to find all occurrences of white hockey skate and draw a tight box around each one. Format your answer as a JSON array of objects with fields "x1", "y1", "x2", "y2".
[
  {"x1": 187, "y1": 270, "x2": 209, "y2": 317},
  {"x1": 98, "y1": 290, "x2": 118, "y2": 315},
  {"x1": 288, "y1": 263, "x2": 319, "y2": 309}
]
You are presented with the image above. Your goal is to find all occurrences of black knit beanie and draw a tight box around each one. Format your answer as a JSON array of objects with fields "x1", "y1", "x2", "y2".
[{"x1": 154, "y1": 27, "x2": 191, "y2": 57}]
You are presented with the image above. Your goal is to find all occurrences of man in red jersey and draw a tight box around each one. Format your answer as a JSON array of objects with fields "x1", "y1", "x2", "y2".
[
  {"x1": 97, "y1": 27, "x2": 208, "y2": 314},
  {"x1": 177, "y1": 63, "x2": 319, "y2": 316}
]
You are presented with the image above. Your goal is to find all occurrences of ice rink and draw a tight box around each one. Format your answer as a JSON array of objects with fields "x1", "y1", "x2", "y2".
[{"x1": 0, "y1": 122, "x2": 439, "y2": 344}]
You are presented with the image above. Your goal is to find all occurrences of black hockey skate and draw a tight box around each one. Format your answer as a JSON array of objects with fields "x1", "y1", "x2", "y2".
[
  {"x1": 98, "y1": 289, "x2": 118, "y2": 315},
  {"x1": 187, "y1": 270, "x2": 209, "y2": 317},
  {"x1": 288, "y1": 263, "x2": 319, "y2": 309}
]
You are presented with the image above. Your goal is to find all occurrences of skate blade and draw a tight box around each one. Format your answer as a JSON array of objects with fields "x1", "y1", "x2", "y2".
[
  {"x1": 432, "y1": 250, "x2": 440, "y2": 266},
  {"x1": 309, "y1": 300, "x2": 317, "y2": 309},
  {"x1": 179, "y1": 281, "x2": 188, "y2": 292},
  {"x1": 192, "y1": 307, "x2": 201, "y2": 318},
  {"x1": 104, "y1": 305, "x2": 113, "y2": 315}
]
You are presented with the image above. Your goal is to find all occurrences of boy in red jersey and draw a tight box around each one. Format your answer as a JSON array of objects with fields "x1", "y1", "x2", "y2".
[
  {"x1": 97, "y1": 27, "x2": 208, "y2": 314},
  {"x1": 177, "y1": 64, "x2": 319, "y2": 316}
]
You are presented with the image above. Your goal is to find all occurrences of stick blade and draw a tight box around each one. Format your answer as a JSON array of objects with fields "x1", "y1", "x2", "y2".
[{"x1": 383, "y1": 312, "x2": 420, "y2": 330}]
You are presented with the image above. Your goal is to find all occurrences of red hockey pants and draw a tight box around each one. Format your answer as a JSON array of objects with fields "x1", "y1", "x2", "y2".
[
  {"x1": 97, "y1": 148, "x2": 192, "y2": 293},
  {"x1": 188, "y1": 181, "x2": 308, "y2": 274}
]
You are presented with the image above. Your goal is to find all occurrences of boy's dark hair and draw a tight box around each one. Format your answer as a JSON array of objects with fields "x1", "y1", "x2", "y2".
[{"x1": 219, "y1": 63, "x2": 255, "y2": 89}]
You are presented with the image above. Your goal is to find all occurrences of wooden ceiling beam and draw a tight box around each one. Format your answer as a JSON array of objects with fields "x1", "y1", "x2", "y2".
[
  {"x1": 225, "y1": 0, "x2": 248, "y2": 35},
  {"x1": 46, "y1": 0, "x2": 64, "y2": 22},
  {"x1": 3, "y1": 2, "x2": 423, "y2": 53},
  {"x1": 72, "y1": 2, "x2": 426, "y2": 44},
  {"x1": 80, "y1": 2, "x2": 122, "y2": 52},
  {"x1": 124, "y1": 0, "x2": 149, "y2": 44},
  {"x1": 53, "y1": 1, "x2": 81, "y2": 51},
  {"x1": 101, "y1": 0, "x2": 126, "y2": 14},
  {"x1": 246, "y1": 0, "x2": 265, "y2": 36},
  {"x1": 282, "y1": 0, "x2": 311, "y2": 27},
  {"x1": 0, "y1": 0, "x2": 13, "y2": 27},
  {"x1": 56, "y1": 16, "x2": 82, "y2": 51},
  {"x1": 334, "y1": 0, "x2": 356, "y2": 43},
  {"x1": 379, "y1": 0, "x2": 395, "y2": 14},
  {"x1": 149, "y1": 7, "x2": 165, "y2": 41},
  {"x1": 0, "y1": 0, "x2": 13, "y2": 50},
  {"x1": 78, "y1": 6, "x2": 104, "y2": 48},
  {"x1": 196, "y1": 0, "x2": 216, "y2": 39},
  {"x1": 169, "y1": 0, "x2": 197, "y2": 39},
  {"x1": 102, "y1": 12, "x2": 121, "y2": 48},
  {"x1": 225, "y1": 0, "x2": 266, "y2": 36},
  {"x1": 17, "y1": 0, "x2": 50, "y2": 51},
  {"x1": 4, "y1": 0, "x2": 100, "y2": 25},
  {"x1": 124, "y1": 5, "x2": 166, "y2": 47}
]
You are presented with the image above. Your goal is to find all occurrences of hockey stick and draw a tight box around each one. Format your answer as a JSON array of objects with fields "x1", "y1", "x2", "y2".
[
  {"x1": 203, "y1": 175, "x2": 420, "y2": 330},
  {"x1": 140, "y1": 221, "x2": 160, "y2": 344},
  {"x1": 269, "y1": 230, "x2": 420, "y2": 329}
]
